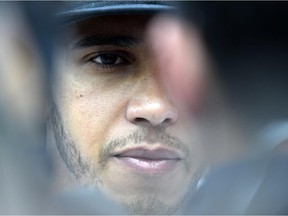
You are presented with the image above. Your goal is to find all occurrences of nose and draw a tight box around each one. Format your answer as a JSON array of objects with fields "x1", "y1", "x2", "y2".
[{"x1": 126, "y1": 78, "x2": 178, "y2": 127}]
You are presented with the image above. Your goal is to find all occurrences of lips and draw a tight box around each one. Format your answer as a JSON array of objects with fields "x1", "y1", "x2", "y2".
[{"x1": 112, "y1": 147, "x2": 183, "y2": 174}]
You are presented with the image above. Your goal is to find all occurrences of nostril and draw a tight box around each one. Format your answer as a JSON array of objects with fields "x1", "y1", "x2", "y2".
[
  {"x1": 133, "y1": 116, "x2": 174, "y2": 126},
  {"x1": 163, "y1": 118, "x2": 172, "y2": 124},
  {"x1": 134, "y1": 117, "x2": 149, "y2": 124}
]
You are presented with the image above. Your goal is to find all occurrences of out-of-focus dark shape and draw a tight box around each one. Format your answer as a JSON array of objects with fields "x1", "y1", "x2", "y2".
[
  {"x1": 175, "y1": 2, "x2": 288, "y2": 155},
  {"x1": 151, "y1": 1, "x2": 288, "y2": 160},
  {"x1": 176, "y1": 2, "x2": 288, "y2": 214},
  {"x1": 181, "y1": 152, "x2": 288, "y2": 214}
]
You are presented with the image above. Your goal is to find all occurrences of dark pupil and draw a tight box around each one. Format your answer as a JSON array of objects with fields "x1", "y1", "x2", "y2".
[{"x1": 100, "y1": 54, "x2": 118, "y2": 64}]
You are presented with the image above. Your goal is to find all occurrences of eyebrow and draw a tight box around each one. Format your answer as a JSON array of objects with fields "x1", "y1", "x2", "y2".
[{"x1": 73, "y1": 35, "x2": 142, "y2": 49}]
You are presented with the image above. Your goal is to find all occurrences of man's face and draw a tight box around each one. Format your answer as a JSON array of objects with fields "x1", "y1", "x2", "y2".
[{"x1": 51, "y1": 14, "x2": 207, "y2": 214}]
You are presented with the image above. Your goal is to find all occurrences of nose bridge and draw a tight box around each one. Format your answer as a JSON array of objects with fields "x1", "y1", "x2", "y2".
[
  {"x1": 141, "y1": 72, "x2": 166, "y2": 101},
  {"x1": 126, "y1": 72, "x2": 178, "y2": 126}
]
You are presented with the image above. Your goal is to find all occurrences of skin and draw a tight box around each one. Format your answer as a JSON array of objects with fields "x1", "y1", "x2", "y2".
[{"x1": 50, "y1": 14, "x2": 210, "y2": 214}]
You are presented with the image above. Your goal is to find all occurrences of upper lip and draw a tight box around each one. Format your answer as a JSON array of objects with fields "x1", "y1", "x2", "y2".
[{"x1": 112, "y1": 146, "x2": 184, "y2": 160}]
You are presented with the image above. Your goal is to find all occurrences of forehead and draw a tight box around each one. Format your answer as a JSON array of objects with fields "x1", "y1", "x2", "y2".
[{"x1": 61, "y1": 14, "x2": 154, "y2": 43}]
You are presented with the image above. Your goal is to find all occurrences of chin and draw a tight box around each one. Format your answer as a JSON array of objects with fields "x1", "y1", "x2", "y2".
[
  {"x1": 106, "y1": 189, "x2": 185, "y2": 215},
  {"x1": 97, "y1": 169, "x2": 197, "y2": 215}
]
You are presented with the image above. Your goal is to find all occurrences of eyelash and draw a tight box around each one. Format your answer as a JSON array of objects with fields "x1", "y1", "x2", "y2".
[{"x1": 87, "y1": 51, "x2": 134, "y2": 70}]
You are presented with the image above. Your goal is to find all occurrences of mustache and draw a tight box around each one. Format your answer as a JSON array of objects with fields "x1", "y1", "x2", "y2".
[{"x1": 99, "y1": 128, "x2": 190, "y2": 170}]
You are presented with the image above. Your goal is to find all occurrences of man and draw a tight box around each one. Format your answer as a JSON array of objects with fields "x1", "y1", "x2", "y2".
[{"x1": 48, "y1": 1, "x2": 245, "y2": 214}]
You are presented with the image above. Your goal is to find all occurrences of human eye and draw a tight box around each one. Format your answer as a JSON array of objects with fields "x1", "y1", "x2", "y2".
[
  {"x1": 87, "y1": 51, "x2": 134, "y2": 69},
  {"x1": 92, "y1": 53, "x2": 125, "y2": 65}
]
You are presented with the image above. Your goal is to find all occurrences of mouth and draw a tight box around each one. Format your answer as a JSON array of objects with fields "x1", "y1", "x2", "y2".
[{"x1": 112, "y1": 146, "x2": 184, "y2": 174}]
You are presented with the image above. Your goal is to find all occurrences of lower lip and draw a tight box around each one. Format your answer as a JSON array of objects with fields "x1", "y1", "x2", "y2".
[{"x1": 113, "y1": 156, "x2": 180, "y2": 174}]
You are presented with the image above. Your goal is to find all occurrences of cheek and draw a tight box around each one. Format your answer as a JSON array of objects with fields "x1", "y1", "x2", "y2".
[{"x1": 63, "y1": 88, "x2": 127, "y2": 162}]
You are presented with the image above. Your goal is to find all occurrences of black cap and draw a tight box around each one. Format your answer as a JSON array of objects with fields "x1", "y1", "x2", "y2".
[{"x1": 56, "y1": 1, "x2": 176, "y2": 27}]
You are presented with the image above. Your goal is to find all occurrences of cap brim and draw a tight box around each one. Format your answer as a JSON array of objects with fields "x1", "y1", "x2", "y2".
[{"x1": 56, "y1": 3, "x2": 175, "y2": 27}]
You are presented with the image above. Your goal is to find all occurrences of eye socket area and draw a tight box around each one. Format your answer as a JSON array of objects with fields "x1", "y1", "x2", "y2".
[{"x1": 90, "y1": 51, "x2": 133, "y2": 66}]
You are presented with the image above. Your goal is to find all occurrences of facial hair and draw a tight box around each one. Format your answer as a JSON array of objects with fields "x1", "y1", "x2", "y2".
[{"x1": 49, "y1": 101, "x2": 203, "y2": 214}]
